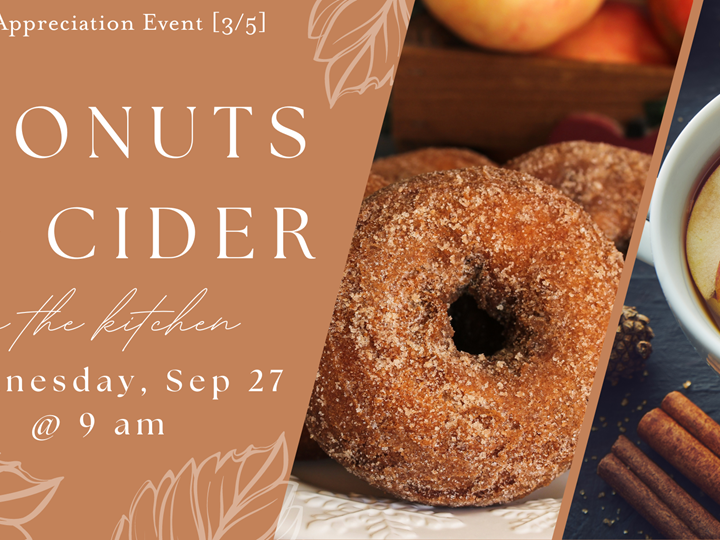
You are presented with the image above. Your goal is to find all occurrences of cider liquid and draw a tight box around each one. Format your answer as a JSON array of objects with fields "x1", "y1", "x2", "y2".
[{"x1": 684, "y1": 149, "x2": 720, "y2": 331}]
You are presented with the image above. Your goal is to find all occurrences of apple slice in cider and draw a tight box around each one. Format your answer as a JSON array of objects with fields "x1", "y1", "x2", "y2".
[
  {"x1": 687, "y1": 165, "x2": 720, "y2": 313},
  {"x1": 712, "y1": 263, "x2": 720, "y2": 316}
]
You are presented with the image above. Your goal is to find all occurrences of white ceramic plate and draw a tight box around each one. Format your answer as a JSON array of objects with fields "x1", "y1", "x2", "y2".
[{"x1": 276, "y1": 460, "x2": 567, "y2": 539}]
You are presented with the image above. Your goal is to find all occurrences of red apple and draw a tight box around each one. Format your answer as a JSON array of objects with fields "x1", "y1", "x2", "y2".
[
  {"x1": 422, "y1": 0, "x2": 604, "y2": 52},
  {"x1": 539, "y1": 2, "x2": 673, "y2": 66},
  {"x1": 548, "y1": 113, "x2": 658, "y2": 154},
  {"x1": 648, "y1": 0, "x2": 693, "y2": 54}
]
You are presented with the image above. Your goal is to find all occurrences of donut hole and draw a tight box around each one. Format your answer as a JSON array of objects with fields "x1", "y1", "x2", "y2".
[{"x1": 448, "y1": 293, "x2": 506, "y2": 356}]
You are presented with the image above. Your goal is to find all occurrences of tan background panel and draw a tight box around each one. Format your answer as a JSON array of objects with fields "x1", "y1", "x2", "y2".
[{"x1": 0, "y1": 0, "x2": 409, "y2": 538}]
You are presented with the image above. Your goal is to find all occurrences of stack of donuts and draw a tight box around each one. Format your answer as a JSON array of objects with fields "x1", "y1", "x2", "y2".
[{"x1": 302, "y1": 142, "x2": 647, "y2": 507}]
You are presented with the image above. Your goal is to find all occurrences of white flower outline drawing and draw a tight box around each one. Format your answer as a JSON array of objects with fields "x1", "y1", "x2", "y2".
[
  {"x1": 0, "y1": 458, "x2": 63, "y2": 540},
  {"x1": 308, "y1": 0, "x2": 412, "y2": 107},
  {"x1": 112, "y1": 434, "x2": 290, "y2": 540}
]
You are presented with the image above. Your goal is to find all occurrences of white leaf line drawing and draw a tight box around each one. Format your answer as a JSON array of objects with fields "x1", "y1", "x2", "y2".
[
  {"x1": 490, "y1": 498, "x2": 561, "y2": 534},
  {"x1": 112, "y1": 433, "x2": 289, "y2": 540},
  {"x1": 275, "y1": 479, "x2": 303, "y2": 540},
  {"x1": 0, "y1": 458, "x2": 63, "y2": 540},
  {"x1": 296, "y1": 488, "x2": 464, "y2": 539},
  {"x1": 308, "y1": 0, "x2": 411, "y2": 107}
]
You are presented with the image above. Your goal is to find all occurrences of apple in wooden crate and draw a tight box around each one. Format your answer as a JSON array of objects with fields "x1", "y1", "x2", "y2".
[
  {"x1": 540, "y1": 2, "x2": 672, "y2": 66},
  {"x1": 421, "y1": 0, "x2": 604, "y2": 52},
  {"x1": 648, "y1": 0, "x2": 693, "y2": 53},
  {"x1": 687, "y1": 166, "x2": 720, "y2": 316}
]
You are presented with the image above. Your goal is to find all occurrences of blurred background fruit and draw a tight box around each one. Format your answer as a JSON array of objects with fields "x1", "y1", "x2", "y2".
[
  {"x1": 540, "y1": 2, "x2": 673, "y2": 66},
  {"x1": 422, "y1": 0, "x2": 604, "y2": 52},
  {"x1": 420, "y1": 0, "x2": 689, "y2": 64},
  {"x1": 648, "y1": 0, "x2": 693, "y2": 53},
  {"x1": 388, "y1": 0, "x2": 678, "y2": 161}
]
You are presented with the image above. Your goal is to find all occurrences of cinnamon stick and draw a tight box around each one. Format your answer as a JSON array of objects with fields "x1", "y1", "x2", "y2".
[
  {"x1": 597, "y1": 453, "x2": 698, "y2": 539},
  {"x1": 611, "y1": 435, "x2": 720, "y2": 539},
  {"x1": 638, "y1": 408, "x2": 720, "y2": 505},
  {"x1": 662, "y1": 391, "x2": 720, "y2": 458}
]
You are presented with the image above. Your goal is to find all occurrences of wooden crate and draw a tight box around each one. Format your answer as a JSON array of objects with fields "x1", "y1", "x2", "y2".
[{"x1": 392, "y1": 14, "x2": 675, "y2": 161}]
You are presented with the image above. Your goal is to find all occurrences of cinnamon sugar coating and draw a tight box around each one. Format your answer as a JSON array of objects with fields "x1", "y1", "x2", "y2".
[
  {"x1": 366, "y1": 148, "x2": 495, "y2": 198},
  {"x1": 506, "y1": 141, "x2": 650, "y2": 253},
  {"x1": 365, "y1": 173, "x2": 389, "y2": 199},
  {"x1": 307, "y1": 167, "x2": 623, "y2": 506},
  {"x1": 301, "y1": 148, "x2": 493, "y2": 461}
]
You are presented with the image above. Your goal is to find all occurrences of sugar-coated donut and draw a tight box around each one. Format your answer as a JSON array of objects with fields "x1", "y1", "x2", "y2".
[
  {"x1": 366, "y1": 148, "x2": 495, "y2": 198},
  {"x1": 299, "y1": 149, "x2": 495, "y2": 461},
  {"x1": 307, "y1": 167, "x2": 622, "y2": 506},
  {"x1": 364, "y1": 173, "x2": 390, "y2": 199},
  {"x1": 506, "y1": 141, "x2": 649, "y2": 253}
]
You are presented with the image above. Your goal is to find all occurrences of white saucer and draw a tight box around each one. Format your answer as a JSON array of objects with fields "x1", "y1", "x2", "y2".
[{"x1": 276, "y1": 460, "x2": 566, "y2": 539}]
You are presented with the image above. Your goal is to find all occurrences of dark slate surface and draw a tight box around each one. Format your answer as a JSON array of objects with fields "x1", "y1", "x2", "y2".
[
  {"x1": 564, "y1": 1, "x2": 720, "y2": 538},
  {"x1": 564, "y1": 262, "x2": 720, "y2": 539},
  {"x1": 662, "y1": 0, "x2": 720, "y2": 162}
]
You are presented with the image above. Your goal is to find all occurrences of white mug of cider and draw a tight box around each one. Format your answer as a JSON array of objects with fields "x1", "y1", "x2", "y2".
[{"x1": 638, "y1": 94, "x2": 720, "y2": 375}]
